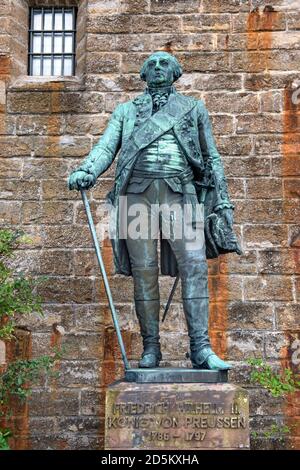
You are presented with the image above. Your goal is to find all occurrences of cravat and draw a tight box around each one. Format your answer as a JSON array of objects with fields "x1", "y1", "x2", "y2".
[{"x1": 151, "y1": 91, "x2": 169, "y2": 112}]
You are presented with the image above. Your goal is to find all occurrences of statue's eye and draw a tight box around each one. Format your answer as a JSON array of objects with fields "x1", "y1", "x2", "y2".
[
  {"x1": 161, "y1": 60, "x2": 169, "y2": 67},
  {"x1": 148, "y1": 62, "x2": 155, "y2": 68}
]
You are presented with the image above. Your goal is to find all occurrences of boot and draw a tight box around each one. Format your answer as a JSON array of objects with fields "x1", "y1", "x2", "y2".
[
  {"x1": 132, "y1": 266, "x2": 162, "y2": 368},
  {"x1": 191, "y1": 346, "x2": 232, "y2": 370},
  {"x1": 180, "y1": 262, "x2": 232, "y2": 371}
]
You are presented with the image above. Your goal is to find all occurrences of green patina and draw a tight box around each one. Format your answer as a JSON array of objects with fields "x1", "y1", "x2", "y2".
[{"x1": 68, "y1": 52, "x2": 241, "y2": 371}]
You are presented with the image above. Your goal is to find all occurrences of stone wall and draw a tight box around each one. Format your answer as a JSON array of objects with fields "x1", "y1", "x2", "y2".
[{"x1": 0, "y1": 0, "x2": 299, "y2": 450}]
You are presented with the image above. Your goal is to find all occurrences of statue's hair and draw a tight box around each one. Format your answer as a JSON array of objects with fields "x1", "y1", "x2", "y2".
[{"x1": 140, "y1": 51, "x2": 183, "y2": 82}]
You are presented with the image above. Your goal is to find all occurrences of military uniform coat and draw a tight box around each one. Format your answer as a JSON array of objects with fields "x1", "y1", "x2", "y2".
[{"x1": 78, "y1": 89, "x2": 236, "y2": 276}]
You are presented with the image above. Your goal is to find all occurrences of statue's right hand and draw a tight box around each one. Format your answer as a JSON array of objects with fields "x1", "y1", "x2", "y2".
[{"x1": 68, "y1": 170, "x2": 96, "y2": 191}]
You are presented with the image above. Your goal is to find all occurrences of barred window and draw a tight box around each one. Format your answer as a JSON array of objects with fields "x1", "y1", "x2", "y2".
[{"x1": 28, "y1": 7, "x2": 77, "y2": 76}]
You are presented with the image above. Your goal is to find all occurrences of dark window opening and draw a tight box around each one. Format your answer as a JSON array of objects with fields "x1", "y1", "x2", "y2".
[{"x1": 28, "y1": 6, "x2": 77, "y2": 76}]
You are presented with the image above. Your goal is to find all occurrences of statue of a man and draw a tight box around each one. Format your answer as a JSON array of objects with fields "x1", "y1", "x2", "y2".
[{"x1": 68, "y1": 52, "x2": 241, "y2": 371}]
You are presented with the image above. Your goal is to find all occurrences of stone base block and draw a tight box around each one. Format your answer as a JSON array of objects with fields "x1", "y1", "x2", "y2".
[{"x1": 105, "y1": 381, "x2": 250, "y2": 450}]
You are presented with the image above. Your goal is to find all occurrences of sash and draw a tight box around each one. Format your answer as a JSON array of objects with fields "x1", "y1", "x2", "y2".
[{"x1": 116, "y1": 93, "x2": 197, "y2": 178}]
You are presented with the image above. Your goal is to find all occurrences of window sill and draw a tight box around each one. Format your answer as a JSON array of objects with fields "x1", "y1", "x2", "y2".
[{"x1": 8, "y1": 75, "x2": 86, "y2": 92}]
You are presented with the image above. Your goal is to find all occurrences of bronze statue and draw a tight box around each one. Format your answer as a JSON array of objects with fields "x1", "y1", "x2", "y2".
[{"x1": 69, "y1": 51, "x2": 241, "y2": 371}]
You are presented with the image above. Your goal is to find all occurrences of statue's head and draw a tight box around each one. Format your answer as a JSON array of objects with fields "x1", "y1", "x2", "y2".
[{"x1": 140, "y1": 51, "x2": 183, "y2": 88}]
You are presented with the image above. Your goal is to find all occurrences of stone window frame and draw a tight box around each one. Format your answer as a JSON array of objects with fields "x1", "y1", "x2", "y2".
[{"x1": 8, "y1": 0, "x2": 87, "y2": 92}]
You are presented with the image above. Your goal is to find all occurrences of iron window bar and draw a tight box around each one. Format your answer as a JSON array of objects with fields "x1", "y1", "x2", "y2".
[{"x1": 28, "y1": 6, "x2": 77, "y2": 76}]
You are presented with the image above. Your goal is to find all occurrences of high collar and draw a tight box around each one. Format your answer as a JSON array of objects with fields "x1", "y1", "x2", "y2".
[
  {"x1": 145, "y1": 85, "x2": 176, "y2": 96},
  {"x1": 132, "y1": 86, "x2": 174, "y2": 119}
]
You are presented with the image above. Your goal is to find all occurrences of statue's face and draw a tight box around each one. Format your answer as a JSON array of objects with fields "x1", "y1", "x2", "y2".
[{"x1": 144, "y1": 55, "x2": 175, "y2": 88}]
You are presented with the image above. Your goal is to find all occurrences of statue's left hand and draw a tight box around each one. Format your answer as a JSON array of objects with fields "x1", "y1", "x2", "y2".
[
  {"x1": 215, "y1": 207, "x2": 243, "y2": 255},
  {"x1": 217, "y1": 207, "x2": 234, "y2": 229}
]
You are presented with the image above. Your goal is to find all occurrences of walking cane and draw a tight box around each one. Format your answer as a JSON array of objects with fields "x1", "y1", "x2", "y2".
[{"x1": 80, "y1": 189, "x2": 130, "y2": 370}]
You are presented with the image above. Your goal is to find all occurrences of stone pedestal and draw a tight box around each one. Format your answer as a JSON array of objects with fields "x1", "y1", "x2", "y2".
[{"x1": 105, "y1": 381, "x2": 250, "y2": 450}]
